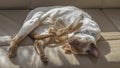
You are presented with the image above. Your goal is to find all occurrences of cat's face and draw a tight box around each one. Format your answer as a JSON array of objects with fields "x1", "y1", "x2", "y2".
[{"x1": 68, "y1": 33, "x2": 100, "y2": 57}]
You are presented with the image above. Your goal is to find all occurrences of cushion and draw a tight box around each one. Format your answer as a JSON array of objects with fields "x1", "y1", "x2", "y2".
[{"x1": 0, "y1": 7, "x2": 120, "y2": 68}]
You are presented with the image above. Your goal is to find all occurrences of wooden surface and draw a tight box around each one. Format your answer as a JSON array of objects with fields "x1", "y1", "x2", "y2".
[{"x1": 100, "y1": 32, "x2": 120, "y2": 41}]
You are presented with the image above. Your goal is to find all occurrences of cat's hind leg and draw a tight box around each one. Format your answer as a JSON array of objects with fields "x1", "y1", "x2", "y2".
[{"x1": 8, "y1": 12, "x2": 43, "y2": 58}]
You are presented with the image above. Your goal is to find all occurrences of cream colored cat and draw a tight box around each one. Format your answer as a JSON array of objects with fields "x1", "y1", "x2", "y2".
[{"x1": 7, "y1": 6, "x2": 101, "y2": 64}]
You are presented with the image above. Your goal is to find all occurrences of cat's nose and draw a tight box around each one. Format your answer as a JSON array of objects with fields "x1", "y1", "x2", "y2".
[
  {"x1": 69, "y1": 39, "x2": 74, "y2": 45},
  {"x1": 69, "y1": 38, "x2": 80, "y2": 46}
]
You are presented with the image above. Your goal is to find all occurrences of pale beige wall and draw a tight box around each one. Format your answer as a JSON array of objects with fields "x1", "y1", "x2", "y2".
[
  {"x1": 30, "y1": 0, "x2": 101, "y2": 9},
  {"x1": 0, "y1": 0, "x2": 120, "y2": 9},
  {"x1": 0, "y1": 0, "x2": 30, "y2": 9},
  {"x1": 30, "y1": 0, "x2": 120, "y2": 9},
  {"x1": 102, "y1": 0, "x2": 120, "y2": 8}
]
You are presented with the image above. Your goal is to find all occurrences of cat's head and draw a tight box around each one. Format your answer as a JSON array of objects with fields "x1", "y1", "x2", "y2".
[{"x1": 68, "y1": 33, "x2": 100, "y2": 57}]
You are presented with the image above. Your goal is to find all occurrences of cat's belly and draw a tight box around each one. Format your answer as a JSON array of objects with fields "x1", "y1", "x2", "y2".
[{"x1": 31, "y1": 24, "x2": 50, "y2": 35}]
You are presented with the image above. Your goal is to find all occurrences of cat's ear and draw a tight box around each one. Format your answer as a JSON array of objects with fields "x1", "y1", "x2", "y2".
[{"x1": 87, "y1": 43, "x2": 100, "y2": 57}]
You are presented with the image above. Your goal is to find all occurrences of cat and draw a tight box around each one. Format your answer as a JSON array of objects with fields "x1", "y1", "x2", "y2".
[{"x1": 7, "y1": 6, "x2": 101, "y2": 64}]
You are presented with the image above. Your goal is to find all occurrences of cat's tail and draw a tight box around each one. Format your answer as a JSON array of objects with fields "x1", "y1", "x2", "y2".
[{"x1": 0, "y1": 36, "x2": 12, "y2": 46}]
